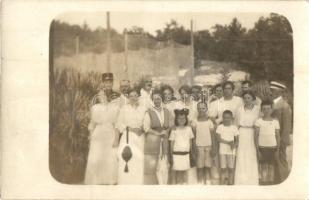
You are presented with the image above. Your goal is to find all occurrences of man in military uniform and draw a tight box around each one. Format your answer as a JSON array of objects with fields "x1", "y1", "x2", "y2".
[{"x1": 92, "y1": 73, "x2": 120, "y2": 105}]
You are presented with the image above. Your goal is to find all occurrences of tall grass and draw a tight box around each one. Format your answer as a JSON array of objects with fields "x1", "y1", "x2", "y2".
[{"x1": 50, "y1": 68, "x2": 101, "y2": 183}]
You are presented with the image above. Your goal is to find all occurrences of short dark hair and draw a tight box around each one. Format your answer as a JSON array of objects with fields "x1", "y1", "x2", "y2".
[
  {"x1": 222, "y1": 110, "x2": 233, "y2": 117},
  {"x1": 261, "y1": 99, "x2": 274, "y2": 108},
  {"x1": 242, "y1": 91, "x2": 256, "y2": 100},
  {"x1": 222, "y1": 81, "x2": 235, "y2": 90},
  {"x1": 178, "y1": 85, "x2": 191, "y2": 94},
  {"x1": 161, "y1": 84, "x2": 174, "y2": 95},
  {"x1": 174, "y1": 114, "x2": 189, "y2": 126},
  {"x1": 174, "y1": 109, "x2": 189, "y2": 126},
  {"x1": 151, "y1": 89, "x2": 163, "y2": 100},
  {"x1": 242, "y1": 80, "x2": 252, "y2": 86},
  {"x1": 191, "y1": 85, "x2": 202, "y2": 92}
]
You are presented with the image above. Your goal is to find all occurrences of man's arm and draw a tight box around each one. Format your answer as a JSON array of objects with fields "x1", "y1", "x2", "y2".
[
  {"x1": 281, "y1": 104, "x2": 292, "y2": 146},
  {"x1": 216, "y1": 133, "x2": 231, "y2": 145},
  {"x1": 275, "y1": 129, "x2": 281, "y2": 150},
  {"x1": 254, "y1": 126, "x2": 260, "y2": 150}
]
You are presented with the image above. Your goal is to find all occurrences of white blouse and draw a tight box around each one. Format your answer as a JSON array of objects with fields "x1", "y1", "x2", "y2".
[
  {"x1": 236, "y1": 105, "x2": 260, "y2": 127},
  {"x1": 116, "y1": 104, "x2": 147, "y2": 133}
]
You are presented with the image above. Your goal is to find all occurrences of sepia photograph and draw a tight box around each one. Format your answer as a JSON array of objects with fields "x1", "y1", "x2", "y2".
[{"x1": 49, "y1": 11, "x2": 293, "y2": 186}]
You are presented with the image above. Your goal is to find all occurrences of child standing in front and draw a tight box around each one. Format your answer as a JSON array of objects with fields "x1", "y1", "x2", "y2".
[
  {"x1": 169, "y1": 108, "x2": 195, "y2": 184},
  {"x1": 216, "y1": 110, "x2": 239, "y2": 185},
  {"x1": 192, "y1": 102, "x2": 216, "y2": 185},
  {"x1": 254, "y1": 100, "x2": 280, "y2": 185}
]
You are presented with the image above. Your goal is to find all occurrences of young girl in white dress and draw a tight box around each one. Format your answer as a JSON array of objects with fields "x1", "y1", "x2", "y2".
[
  {"x1": 174, "y1": 85, "x2": 198, "y2": 184},
  {"x1": 85, "y1": 91, "x2": 120, "y2": 184},
  {"x1": 169, "y1": 109, "x2": 195, "y2": 184}
]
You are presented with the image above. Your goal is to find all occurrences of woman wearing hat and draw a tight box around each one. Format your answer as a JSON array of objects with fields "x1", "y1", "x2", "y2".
[
  {"x1": 85, "y1": 90, "x2": 120, "y2": 185},
  {"x1": 116, "y1": 87, "x2": 147, "y2": 184}
]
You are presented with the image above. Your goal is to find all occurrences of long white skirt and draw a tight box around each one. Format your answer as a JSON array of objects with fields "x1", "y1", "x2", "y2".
[
  {"x1": 235, "y1": 127, "x2": 259, "y2": 185},
  {"x1": 118, "y1": 131, "x2": 145, "y2": 184},
  {"x1": 84, "y1": 124, "x2": 118, "y2": 184}
]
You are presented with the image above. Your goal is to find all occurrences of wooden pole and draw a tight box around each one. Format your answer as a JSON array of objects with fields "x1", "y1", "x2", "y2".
[
  {"x1": 124, "y1": 28, "x2": 128, "y2": 75},
  {"x1": 75, "y1": 36, "x2": 79, "y2": 55},
  {"x1": 106, "y1": 11, "x2": 111, "y2": 72},
  {"x1": 190, "y1": 19, "x2": 195, "y2": 85}
]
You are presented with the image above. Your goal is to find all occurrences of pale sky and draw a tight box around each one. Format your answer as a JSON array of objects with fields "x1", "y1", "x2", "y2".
[{"x1": 56, "y1": 12, "x2": 271, "y2": 34}]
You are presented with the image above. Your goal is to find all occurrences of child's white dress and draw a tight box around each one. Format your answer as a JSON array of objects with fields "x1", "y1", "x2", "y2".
[
  {"x1": 173, "y1": 101, "x2": 198, "y2": 183},
  {"x1": 169, "y1": 126, "x2": 194, "y2": 171},
  {"x1": 84, "y1": 101, "x2": 120, "y2": 184}
]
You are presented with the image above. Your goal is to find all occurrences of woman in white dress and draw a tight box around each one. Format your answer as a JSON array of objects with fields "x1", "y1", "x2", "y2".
[
  {"x1": 235, "y1": 91, "x2": 260, "y2": 185},
  {"x1": 116, "y1": 88, "x2": 147, "y2": 184},
  {"x1": 84, "y1": 91, "x2": 120, "y2": 184}
]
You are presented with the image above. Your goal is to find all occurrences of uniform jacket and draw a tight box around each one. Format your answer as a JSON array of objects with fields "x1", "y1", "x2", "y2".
[{"x1": 272, "y1": 97, "x2": 292, "y2": 146}]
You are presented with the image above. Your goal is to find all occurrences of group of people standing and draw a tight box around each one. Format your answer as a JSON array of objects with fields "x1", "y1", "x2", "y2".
[{"x1": 84, "y1": 72, "x2": 292, "y2": 185}]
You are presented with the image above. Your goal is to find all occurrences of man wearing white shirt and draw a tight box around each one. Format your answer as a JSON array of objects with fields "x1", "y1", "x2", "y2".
[
  {"x1": 209, "y1": 81, "x2": 243, "y2": 125},
  {"x1": 139, "y1": 76, "x2": 153, "y2": 109},
  {"x1": 209, "y1": 84, "x2": 223, "y2": 123},
  {"x1": 119, "y1": 79, "x2": 130, "y2": 107}
]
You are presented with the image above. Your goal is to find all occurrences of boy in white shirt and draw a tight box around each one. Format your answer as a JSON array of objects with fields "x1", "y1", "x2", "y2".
[
  {"x1": 216, "y1": 110, "x2": 239, "y2": 185},
  {"x1": 254, "y1": 100, "x2": 280, "y2": 185},
  {"x1": 192, "y1": 102, "x2": 216, "y2": 185}
]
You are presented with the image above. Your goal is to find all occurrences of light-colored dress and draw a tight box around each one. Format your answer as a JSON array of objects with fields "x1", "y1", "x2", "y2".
[
  {"x1": 235, "y1": 105, "x2": 260, "y2": 185},
  {"x1": 84, "y1": 101, "x2": 120, "y2": 184},
  {"x1": 173, "y1": 100, "x2": 198, "y2": 184},
  {"x1": 116, "y1": 104, "x2": 147, "y2": 184},
  {"x1": 169, "y1": 126, "x2": 194, "y2": 171}
]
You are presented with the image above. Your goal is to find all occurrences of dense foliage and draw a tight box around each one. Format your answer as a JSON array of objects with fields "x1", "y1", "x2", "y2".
[{"x1": 52, "y1": 13, "x2": 293, "y2": 86}]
